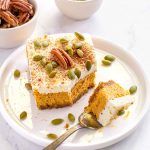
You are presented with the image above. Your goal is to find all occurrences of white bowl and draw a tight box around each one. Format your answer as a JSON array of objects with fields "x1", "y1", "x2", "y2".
[
  {"x1": 0, "y1": 0, "x2": 39, "y2": 49},
  {"x1": 55, "y1": 0, "x2": 103, "y2": 20}
]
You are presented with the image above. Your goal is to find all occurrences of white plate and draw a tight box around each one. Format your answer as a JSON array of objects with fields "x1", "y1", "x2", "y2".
[{"x1": 0, "y1": 35, "x2": 149, "y2": 150}]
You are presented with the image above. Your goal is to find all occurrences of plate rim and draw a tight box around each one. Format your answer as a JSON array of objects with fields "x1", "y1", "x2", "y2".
[{"x1": 0, "y1": 35, "x2": 150, "y2": 150}]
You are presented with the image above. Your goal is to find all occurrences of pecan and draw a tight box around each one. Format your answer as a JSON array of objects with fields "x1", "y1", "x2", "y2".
[
  {"x1": 18, "y1": 12, "x2": 30, "y2": 24},
  {"x1": 0, "y1": 10, "x2": 18, "y2": 26},
  {"x1": 0, "y1": 0, "x2": 10, "y2": 10},
  {"x1": 51, "y1": 48, "x2": 75, "y2": 69},
  {"x1": 10, "y1": 0, "x2": 33, "y2": 14}
]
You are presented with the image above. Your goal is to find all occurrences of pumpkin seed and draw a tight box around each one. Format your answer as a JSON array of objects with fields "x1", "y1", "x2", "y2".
[
  {"x1": 60, "y1": 38, "x2": 68, "y2": 44},
  {"x1": 67, "y1": 48, "x2": 74, "y2": 56},
  {"x1": 85, "y1": 60, "x2": 92, "y2": 71},
  {"x1": 74, "y1": 68, "x2": 81, "y2": 78},
  {"x1": 33, "y1": 55, "x2": 43, "y2": 61},
  {"x1": 77, "y1": 49, "x2": 84, "y2": 58},
  {"x1": 20, "y1": 111, "x2": 27, "y2": 120},
  {"x1": 74, "y1": 43, "x2": 82, "y2": 49},
  {"x1": 117, "y1": 110, "x2": 125, "y2": 116},
  {"x1": 104, "y1": 55, "x2": 115, "y2": 62},
  {"x1": 49, "y1": 71, "x2": 57, "y2": 78},
  {"x1": 74, "y1": 32, "x2": 85, "y2": 41},
  {"x1": 65, "y1": 45, "x2": 72, "y2": 51},
  {"x1": 40, "y1": 58, "x2": 47, "y2": 67},
  {"x1": 34, "y1": 40, "x2": 41, "y2": 48},
  {"x1": 68, "y1": 113, "x2": 75, "y2": 123},
  {"x1": 25, "y1": 83, "x2": 32, "y2": 90},
  {"x1": 46, "y1": 63, "x2": 53, "y2": 74},
  {"x1": 102, "y1": 59, "x2": 112, "y2": 66},
  {"x1": 51, "y1": 61, "x2": 58, "y2": 68},
  {"x1": 47, "y1": 133, "x2": 58, "y2": 140},
  {"x1": 42, "y1": 41, "x2": 49, "y2": 47},
  {"x1": 67, "y1": 69, "x2": 75, "y2": 80},
  {"x1": 51, "y1": 118, "x2": 64, "y2": 125},
  {"x1": 129, "y1": 85, "x2": 137, "y2": 94},
  {"x1": 14, "y1": 69, "x2": 20, "y2": 78}
]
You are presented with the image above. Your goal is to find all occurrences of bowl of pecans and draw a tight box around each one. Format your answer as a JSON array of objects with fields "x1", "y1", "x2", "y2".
[{"x1": 0, "y1": 0, "x2": 39, "y2": 48}]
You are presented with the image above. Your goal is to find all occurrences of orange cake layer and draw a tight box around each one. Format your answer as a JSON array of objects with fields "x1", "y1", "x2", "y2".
[
  {"x1": 85, "y1": 80, "x2": 129, "y2": 119},
  {"x1": 34, "y1": 72, "x2": 95, "y2": 109}
]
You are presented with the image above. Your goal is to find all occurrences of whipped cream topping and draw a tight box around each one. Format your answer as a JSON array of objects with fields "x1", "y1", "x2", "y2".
[{"x1": 98, "y1": 95, "x2": 135, "y2": 126}]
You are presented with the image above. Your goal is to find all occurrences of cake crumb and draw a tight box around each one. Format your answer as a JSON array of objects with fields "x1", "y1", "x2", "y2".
[{"x1": 64, "y1": 123, "x2": 69, "y2": 129}]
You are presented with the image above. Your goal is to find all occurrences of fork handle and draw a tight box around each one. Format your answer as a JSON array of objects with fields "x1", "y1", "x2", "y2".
[{"x1": 43, "y1": 124, "x2": 83, "y2": 150}]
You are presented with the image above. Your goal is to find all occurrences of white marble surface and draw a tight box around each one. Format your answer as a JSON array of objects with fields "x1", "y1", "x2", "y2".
[{"x1": 0, "y1": 0, "x2": 150, "y2": 149}]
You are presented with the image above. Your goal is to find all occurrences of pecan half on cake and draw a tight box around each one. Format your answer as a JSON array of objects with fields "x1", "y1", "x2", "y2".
[{"x1": 26, "y1": 33, "x2": 97, "y2": 109}]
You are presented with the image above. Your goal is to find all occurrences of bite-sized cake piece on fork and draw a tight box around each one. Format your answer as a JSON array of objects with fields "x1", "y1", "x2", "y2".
[
  {"x1": 85, "y1": 80, "x2": 135, "y2": 126},
  {"x1": 26, "y1": 33, "x2": 97, "y2": 109}
]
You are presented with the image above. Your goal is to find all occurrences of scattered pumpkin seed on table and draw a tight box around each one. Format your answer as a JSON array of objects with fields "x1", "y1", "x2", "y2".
[
  {"x1": 20, "y1": 111, "x2": 27, "y2": 120},
  {"x1": 117, "y1": 110, "x2": 125, "y2": 116},
  {"x1": 68, "y1": 113, "x2": 75, "y2": 123},
  {"x1": 49, "y1": 71, "x2": 57, "y2": 78},
  {"x1": 51, "y1": 118, "x2": 64, "y2": 125},
  {"x1": 60, "y1": 38, "x2": 68, "y2": 44},
  {"x1": 14, "y1": 69, "x2": 20, "y2": 78},
  {"x1": 34, "y1": 40, "x2": 41, "y2": 48},
  {"x1": 51, "y1": 61, "x2": 58, "y2": 68},
  {"x1": 47, "y1": 133, "x2": 58, "y2": 140},
  {"x1": 129, "y1": 85, "x2": 137, "y2": 94},
  {"x1": 102, "y1": 59, "x2": 112, "y2": 66},
  {"x1": 74, "y1": 68, "x2": 81, "y2": 78},
  {"x1": 77, "y1": 49, "x2": 84, "y2": 58},
  {"x1": 25, "y1": 83, "x2": 32, "y2": 90},
  {"x1": 85, "y1": 60, "x2": 92, "y2": 71},
  {"x1": 46, "y1": 63, "x2": 53, "y2": 74},
  {"x1": 104, "y1": 55, "x2": 115, "y2": 62},
  {"x1": 74, "y1": 32, "x2": 85, "y2": 41},
  {"x1": 68, "y1": 69, "x2": 75, "y2": 80},
  {"x1": 33, "y1": 55, "x2": 43, "y2": 61}
]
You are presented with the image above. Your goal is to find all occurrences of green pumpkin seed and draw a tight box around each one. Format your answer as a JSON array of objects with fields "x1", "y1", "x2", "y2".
[
  {"x1": 117, "y1": 110, "x2": 125, "y2": 116},
  {"x1": 51, "y1": 61, "x2": 58, "y2": 68},
  {"x1": 74, "y1": 68, "x2": 81, "y2": 78},
  {"x1": 40, "y1": 58, "x2": 47, "y2": 67},
  {"x1": 67, "y1": 69, "x2": 75, "y2": 80},
  {"x1": 51, "y1": 118, "x2": 64, "y2": 125},
  {"x1": 77, "y1": 49, "x2": 84, "y2": 58},
  {"x1": 68, "y1": 113, "x2": 75, "y2": 123},
  {"x1": 25, "y1": 83, "x2": 32, "y2": 90},
  {"x1": 47, "y1": 133, "x2": 58, "y2": 140},
  {"x1": 46, "y1": 63, "x2": 53, "y2": 74},
  {"x1": 65, "y1": 45, "x2": 74, "y2": 56},
  {"x1": 49, "y1": 71, "x2": 57, "y2": 78},
  {"x1": 34, "y1": 40, "x2": 41, "y2": 48},
  {"x1": 20, "y1": 111, "x2": 27, "y2": 120},
  {"x1": 14, "y1": 69, "x2": 20, "y2": 78},
  {"x1": 104, "y1": 55, "x2": 115, "y2": 62},
  {"x1": 102, "y1": 59, "x2": 112, "y2": 66},
  {"x1": 42, "y1": 41, "x2": 49, "y2": 47},
  {"x1": 74, "y1": 32, "x2": 85, "y2": 41},
  {"x1": 33, "y1": 55, "x2": 43, "y2": 61},
  {"x1": 129, "y1": 85, "x2": 137, "y2": 94},
  {"x1": 74, "y1": 43, "x2": 82, "y2": 49},
  {"x1": 65, "y1": 45, "x2": 72, "y2": 51},
  {"x1": 60, "y1": 38, "x2": 68, "y2": 44},
  {"x1": 85, "y1": 60, "x2": 92, "y2": 71}
]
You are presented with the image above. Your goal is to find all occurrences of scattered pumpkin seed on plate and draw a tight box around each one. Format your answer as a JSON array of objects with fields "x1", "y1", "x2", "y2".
[
  {"x1": 74, "y1": 68, "x2": 81, "y2": 78},
  {"x1": 129, "y1": 85, "x2": 137, "y2": 94},
  {"x1": 33, "y1": 55, "x2": 43, "y2": 61},
  {"x1": 117, "y1": 110, "x2": 125, "y2": 116},
  {"x1": 49, "y1": 71, "x2": 57, "y2": 78},
  {"x1": 51, "y1": 118, "x2": 64, "y2": 125},
  {"x1": 104, "y1": 55, "x2": 115, "y2": 62},
  {"x1": 85, "y1": 60, "x2": 92, "y2": 71},
  {"x1": 14, "y1": 69, "x2": 20, "y2": 78},
  {"x1": 25, "y1": 83, "x2": 32, "y2": 90},
  {"x1": 77, "y1": 49, "x2": 84, "y2": 58},
  {"x1": 47, "y1": 133, "x2": 58, "y2": 140},
  {"x1": 68, "y1": 69, "x2": 75, "y2": 80},
  {"x1": 102, "y1": 59, "x2": 112, "y2": 66},
  {"x1": 68, "y1": 113, "x2": 75, "y2": 123},
  {"x1": 74, "y1": 32, "x2": 85, "y2": 41},
  {"x1": 20, "y1": 111, "x2": 27, "y2": 120}
]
